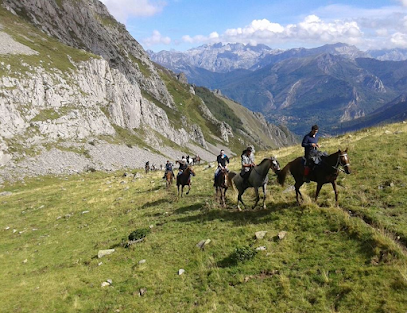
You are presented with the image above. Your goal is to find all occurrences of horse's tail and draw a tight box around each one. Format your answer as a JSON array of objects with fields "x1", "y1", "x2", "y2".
[
  {"x1": 227, "y1": 172, "x2": 237, "y2": 190},
  {"x1": 277, "y1": 162, "x2": 291, "y2": 186}
]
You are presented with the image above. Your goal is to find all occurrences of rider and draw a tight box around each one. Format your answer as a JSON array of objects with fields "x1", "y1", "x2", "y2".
[
  {"x1": 214, "y1": 149, "x2": 230, "y2": 186},
  {"x1": 178, "y1": 158, "x2": 195, "y2": 181},
  {"x1": 302, "y1": 124, "x2": 320, "y2": 182},
  {"x1": 178, "y1": 158, "x2": 188, "y2": 176},
  {"x1": 162, "y1": 160, "x2": 174, "y2": 179},
  {"x1": 241, "y1": 146, "x2": 255, "y2": 186}
]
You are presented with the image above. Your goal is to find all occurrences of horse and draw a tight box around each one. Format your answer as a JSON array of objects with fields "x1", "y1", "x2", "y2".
[
  {"x1": 214, "y1": 168, "x2": 232, "y2": 207},
  {"x1": 176, "y1": 166, "x2": 196, "y2": 197},
  {"x1": 192, "y1": 155, "x2": 201, "y2": 165},
  {"x1": 165, "y1": 170, "x2": 174, "y2": 189},
  {"x1": 228, "y1": 157, "x2": 280, "y2": 210},
  {"x1": 277, "y1": 149, "x2": 351, "y2": 206},
  {"x1": 145, "y1": 162, "x2": 150, "y2": 174}
]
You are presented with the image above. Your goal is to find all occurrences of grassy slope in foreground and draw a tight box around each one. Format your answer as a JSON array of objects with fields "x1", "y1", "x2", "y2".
[{"x1": 1, "y1": 122, "x2": 407, "y2": 312}]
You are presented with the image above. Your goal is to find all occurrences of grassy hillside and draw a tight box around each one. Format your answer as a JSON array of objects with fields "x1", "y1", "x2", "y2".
[{"x1": 1, "y1": 122, "x2": 407, "y2": 312}]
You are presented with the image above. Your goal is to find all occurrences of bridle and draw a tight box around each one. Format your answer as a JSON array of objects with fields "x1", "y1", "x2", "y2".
[
  {"x1": 333, "y1": 153, "x2": 350, "y2": 172},
  {"x1": 252, "y1": 158, "x2": 280, "y2": 175}
]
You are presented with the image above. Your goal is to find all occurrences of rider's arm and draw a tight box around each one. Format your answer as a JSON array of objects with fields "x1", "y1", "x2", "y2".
[
  {"x1": 242, "y1": 156, "x2": 253, "y2": 168},
  {"x1": 302, "y1": 135, "x2": 311, "y2": 147}
]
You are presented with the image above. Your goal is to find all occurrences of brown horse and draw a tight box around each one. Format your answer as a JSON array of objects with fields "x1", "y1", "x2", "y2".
[
  {"x1": 165, "y1": 171, "x2": 174, "y2": 189},
  {"x1": 145, "y1": 162, "x2": 150, "y2": 174},
  {"x1": 277, "y1": 149, "x2": 351, "y2": 206},
  {"x1": 192, "y1": 155, "x2": 201, "y2": 165},
  {"x1": 214, "y1": 168, "x2": 231, "y2": 207},
  {"x1": 176, "y1": 166, "x2": 196, "y2": 197}
]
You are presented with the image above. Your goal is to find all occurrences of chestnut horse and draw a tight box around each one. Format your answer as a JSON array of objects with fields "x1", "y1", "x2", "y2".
[
  {"x1": 165, "y1": 171, "x2": 174, "y2": 189},
  {"x1": 176, "y1": 167, "x2": 195, "y2": 197},
  {"x1": 277, "y1": 149, "x2": 351, "y2": 206},
  {"x1": 192, "y1": 155, "x2": 201, "y2": 165},
  {"x1": 214, "y1": 168, "x2": 231, "y2": 207}
]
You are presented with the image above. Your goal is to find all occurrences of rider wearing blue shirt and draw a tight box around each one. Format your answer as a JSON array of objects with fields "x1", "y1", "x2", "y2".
[
  {"x1": 162, "y1": 160, "x2": 174, "y2": 179},
  {"x1": 302, "y1": 124, "x2": 320, "y2": 181}
]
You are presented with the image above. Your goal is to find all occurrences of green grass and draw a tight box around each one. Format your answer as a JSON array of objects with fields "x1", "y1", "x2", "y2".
[
  {"x1": 157, "y1": 69, "x2": 225, "y2": 148},
  {"x1": 195, "y1": 87, "x2": 244, "y2": 132},
  {"x1": 1, "y1": 122, "x2": 407, "y2": 312}
]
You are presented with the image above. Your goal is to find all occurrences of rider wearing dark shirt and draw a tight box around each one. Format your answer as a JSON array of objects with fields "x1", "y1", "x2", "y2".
[
  {"x1": 179, "y1": 160, "x2": 188, "y2": 172},
  {"x1": 214, "y1": 150, "x2": 230, "y2": 186},
  {"x1": 216, "y1": 151, "x2": 230, "y2": 168},
  {"x1": 302, "y1": 124, "x2": 319, "y2": 181}
]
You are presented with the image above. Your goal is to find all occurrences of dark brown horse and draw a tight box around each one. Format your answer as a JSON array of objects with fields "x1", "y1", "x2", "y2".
[
  {"x1": 145, "y1": 162, "x2": 150, "y2": 174},
  {"x1": 165, "y1": 171, "x2": 174, "y2": 189},
  {"x1": 176, "y1": 166, "x2": 195, "y2": 197},
  {"x1": 277, "y1": 149, "x2": 351, "y2": 206},
  {"x1": 214, "y1": 168, "x2": 231, "y2": 207}
]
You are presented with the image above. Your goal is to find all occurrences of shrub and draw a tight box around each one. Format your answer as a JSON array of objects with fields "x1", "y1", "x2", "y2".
[
  {"x1": 232, "y1": 246, "x2": 258, "y2": 263},
  {"x1": 128, "y1": 228, "x2": 151, "y2": 241}
]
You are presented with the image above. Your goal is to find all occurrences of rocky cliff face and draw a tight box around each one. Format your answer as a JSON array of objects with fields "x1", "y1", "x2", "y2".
[
  {"x1": 0, "y1": 0, "x2": 297, "y2": 183},
  {"x1": 3, "y1": 0, "x2": 173, "y2": 106}
]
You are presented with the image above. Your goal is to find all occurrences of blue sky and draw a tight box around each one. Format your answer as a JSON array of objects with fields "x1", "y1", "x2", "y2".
[{"x1": 100, "y1": 0, "x2": 407, "y2": 52}]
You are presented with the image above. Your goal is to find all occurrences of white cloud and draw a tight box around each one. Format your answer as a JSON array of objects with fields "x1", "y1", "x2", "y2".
[
  {"x1": 391, "y1": 32, "x2": 407, "y2": 47},
  {"x1": 183, "y1": 15, "x2": 363, "y2": 48},
  {"x1": 100, "y1": 0, "x2": 166, "y2": 23},
  {"x1": 142, "y1": 30, "x2": 171, "y2": 47},
  {"x1": 178, "y1": 2, "x2": 407, "y2": 51}
]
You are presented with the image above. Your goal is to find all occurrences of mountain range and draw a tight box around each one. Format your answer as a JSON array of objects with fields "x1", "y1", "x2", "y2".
[
  {"x1": 149, "y1": 43, "x2": 407, "y2": 135},
  {"x1": 0, "y1": 0, "x2": 296, "y2": 181}
]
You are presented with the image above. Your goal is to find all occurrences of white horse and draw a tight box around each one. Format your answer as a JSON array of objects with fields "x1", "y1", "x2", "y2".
[{"x1": 229, "y1": 157, "x2": 280, "y2": 210}]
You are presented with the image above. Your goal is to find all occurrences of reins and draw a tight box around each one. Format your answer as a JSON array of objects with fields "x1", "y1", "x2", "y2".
[{"x1": 332, "y1": 153, "x2": 350, "y2": 172}]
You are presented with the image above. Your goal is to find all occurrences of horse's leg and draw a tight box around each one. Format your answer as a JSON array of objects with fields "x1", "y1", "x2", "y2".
[
  {"x1": 186, "y1": 183, "x2": 191, "y2": 195},
  {"x1": 237, "y1": 190, "x2": 246, "y2": 211},
  {"x1": 222, "y1": 187, "x2": 226, "y2": 208},
  {"x1": 262, "y1": 184, "x2": 267, "y2": 209},
  {"x1": 315, "y1": 182, "x2": 323, "y2": 203},
  {"x1": 294, "y1": 180, "x2": 304, "y2": 205},
  {"x1": 252, "y1": 187, "x2": 260, "y2": 210},
  {"x1": 331, "y1": 181, "x2": 338, "y2": 206},
  {"x1": 217, "y1": 186, "x2": 221, "y2": 206},
  {"x1": 177, "y1": 185, "x2": 180, "y2": 197}
]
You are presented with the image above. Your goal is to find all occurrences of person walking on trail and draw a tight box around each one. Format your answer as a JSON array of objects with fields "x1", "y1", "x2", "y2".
[
  {"x1": 302, "y1": 124, "x2": 320, "y2": 182},
  {"x1": 240, "y1": 146, "x2": 255, "y2": 186},
  {"x1": 214, "y1": 149, "x2": 230, "y2": 186}
]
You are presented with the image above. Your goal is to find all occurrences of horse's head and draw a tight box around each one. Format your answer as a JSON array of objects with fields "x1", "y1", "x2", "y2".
[
  {"x1": 270, "y1": 157, "x2": 281, "y2": 172},
  {"x1": 187, "y1": 166, "x2": 196, "y2": 176},
  {"x1": 215, "y1": 168, "x2": 228, "y2": 187},
  {"x1": 338, "y1": 149, "x2": 351, "y2": 174}
]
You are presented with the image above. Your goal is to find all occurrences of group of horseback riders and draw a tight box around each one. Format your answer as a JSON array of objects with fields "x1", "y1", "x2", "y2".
[
  {"x1": 211, "y1": 124, "x2": 321, "y2": 186},
  {"x1": 155, "y1": 124, "x2": 320, "y2": 188},
  {"x1": 161, "y1": 155, "x2": 196, "y2": 180}
]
